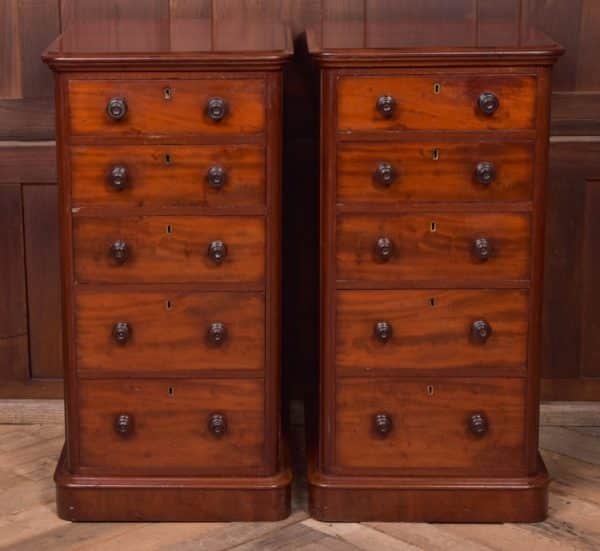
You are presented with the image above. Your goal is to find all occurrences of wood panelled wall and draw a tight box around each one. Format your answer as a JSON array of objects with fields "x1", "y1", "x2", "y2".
[{"x1": 0, "y1": 0, "x2": 599, "y2": 399}]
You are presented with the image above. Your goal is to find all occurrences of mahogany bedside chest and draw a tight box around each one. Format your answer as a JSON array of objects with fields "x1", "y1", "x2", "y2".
[
  {"x1": 307, "y1": 15, "x2": 564, "y2": 522},
  {"x1": 43, "y1": 17, "x2": 292, "y2": 521}
]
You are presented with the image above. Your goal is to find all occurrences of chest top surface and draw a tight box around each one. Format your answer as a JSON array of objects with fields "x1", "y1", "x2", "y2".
[
  {"x1": 43, "y1": 17, "x2": 292, "y2": 71},
  {"x1": 307, "y1": 10, "x2": 564, "y2": 67}
]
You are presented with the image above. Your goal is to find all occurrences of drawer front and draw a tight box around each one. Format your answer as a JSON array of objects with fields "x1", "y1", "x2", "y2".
[
  {"x1": 68, "y1": 78, "x2": 265, "y2": 137},
  {"x1": 73, "y1": 216, "x2": 265, "y2": 284},
  {"x1": 78, "y1": 379, "x2": 265, "y2": 475},
  {"x1": 71, "y1": 145, "x2": 265, "y2": 208},
  {"x1": 336, "y1": 213, "x2": 530, "y2": 284},
  {"x1": 336, "y1": 290, "x2": 528, "y2": 374},
  {"x1": 337, "y1": 75, "x2": 536, "y2": 131},
  {"x1": 76, "y1": 291, "x2": 264, "y2": 376},
  {"x1": 335, "y1": 377, "x2": 526, "y2": 474},
  {"x1": 337, "y1": 142, "x2": 534, "y2": 204}
]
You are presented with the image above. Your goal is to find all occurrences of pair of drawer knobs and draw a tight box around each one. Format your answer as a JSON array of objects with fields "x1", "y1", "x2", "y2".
[
  {"x1": 107, "y1": 97, "x2": 228, "y2": 122},
  {"x1": 108, "y1": 165, "x2": 227, "y2": 191},
  {"x1": 374, "y1": 161, "x2": 496, "y2": 187},
  {"x1": 376, "y1": 92, "x2": 500, "y2": 119},
  {"x1": 374, "y1": 319, "x2": 492, "y2": 344},
  {"x1": 375, "y1": 236, "x2": 493, "y2": 262},
  {"x1": 374, "y1": 412, "x2": 489, "y2": 437},
  {"x1": 113, "y1": 321, "x2": 227, "y2": 346},
  {"x1": 110, "y1": 240, "x2": 228, "y2": 265},
  {"x1": 114, "y1": 412, "x2": 227, "y2": 438}
]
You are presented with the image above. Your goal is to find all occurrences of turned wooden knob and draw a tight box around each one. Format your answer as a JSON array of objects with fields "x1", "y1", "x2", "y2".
[
  {"x1": 469, "y1": 412, "x2": 489, "y2": 436},
  {"x1": 478, "y1": 92, "x2": 500, "y2": 116},
  {"x1": 207, "y1": 240, "x2": 227, "y2": 264},
  {"x1": 374, "y1": 162, "x2": 396, "y2": 187},
  {"x1": 106, "y1": 97, "x2": 128, "y2": 120},
  {"x1": 110, "y1": 240, "x2": 129, "y2": 264},
  {"x1": 374, "y1": 321, "x2": 393, "y2": 343},
  {"x1": 374, "y1": 236, "x2": 394, "y2": 263},
  {"x1": 114, "y1": 413, "x2": 134, "y2": 436},
  {"x1": 112, "y1": 322, "x2": 131, "y2": 344},
  {"x1": 376, "y1": 95, "x2": 396, "y2": 119},
  {"x1": 207, "y1": 322, "x2": 227, "y2": 346},
  {"x1": 206, "y1": 97, "x2": 228, "y2": 122},
  {"x1": 207, "y1": 166, "x2": 227, "y2": 189},
  {"x1": 475, "y1": 161, "x2": 496, "y2": 186},
  {"x1": 471, "y1": 319, "x2": 492, "y2": 344},
  {"x1": 208, "y1": 413, "x2": 227, "y2": 437},
  {"x1": 108, "y1": 165, "x2": 128, "y2": 191},
  {"x1": 374, "y1": 413, "x2": 393, "y2": 436},
  {"x1": 472, "y1": 237, "x2": 493, "y2": 262}
]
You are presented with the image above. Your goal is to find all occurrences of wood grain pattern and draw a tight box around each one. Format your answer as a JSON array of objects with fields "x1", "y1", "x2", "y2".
[
  {"x1": 68, "y1": 78, "x2": 266, "y2": 137},
  {"x1": 336, "y1": 213, "x2": 531, "y2": 285},
  {"x1": 78, "y1": 378, "x2": 265, "y2": 475},
  {"x1": 70, "y1": 144, "x2": 265, "y2": 208},
  {"x1": 335, "y1": 377, "x2": 526, "y2": 475},
  {"x1": 337, "y1": 74, "x2": 537, "y2": 132},
  {"x1": 337, "y1": 141, "x2": 535, "y2": 204},
  {"x1": 73, "y1": 215, "x2": 265, "y2": 285},
  {"x1": 75, "y1": 290, "x2": 264, "y2": 376},
  {"x1": 336, "y1": 289, "x2": 529, "y2": 375}
]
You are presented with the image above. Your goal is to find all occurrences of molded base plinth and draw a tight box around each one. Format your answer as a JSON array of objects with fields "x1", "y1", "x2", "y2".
[
  {"x1": 55, "y1": 447, "x2": 292, "y2": 522},
  {"x1": 308, "y1": 454, "x2": 549, "y2": 523}
]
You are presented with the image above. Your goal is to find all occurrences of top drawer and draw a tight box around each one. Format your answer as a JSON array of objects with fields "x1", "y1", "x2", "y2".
[
  {"x1": 68, "y1": 78, "x2": 266, "y2": 138},
  {"x1": 337, "y1": 74, "x2": 537, "y2": 132}
]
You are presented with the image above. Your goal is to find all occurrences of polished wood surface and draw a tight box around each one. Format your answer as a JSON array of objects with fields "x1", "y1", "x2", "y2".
[
  {"x1": 76, "y1": 291, "x2": 264, "y2": 376},
  {"x1": 335, "y1": 377, "x2": 526, "y2": 474},
  {"x1": 71, "y1": 144, "x2": 265, "y2": 208},
  {"x1": 337, "y1": 141, "x2": 534, "y2": 204},
  {"x1": 336, "y1": 213, "x2": 531, "y2": 285},
  {"x1": 336, "y1": 289, "x2": 528, "y2": 375},
  {"x1": 73, "y1": 216, "x2": 265, "y2": 285}
]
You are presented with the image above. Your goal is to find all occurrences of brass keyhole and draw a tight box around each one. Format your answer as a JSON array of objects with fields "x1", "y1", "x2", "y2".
[
  {"x1": 434, "y1": 83, "x2": 441, "y2": 94},
  {"x1": 166, "y1": 224, "x2": 173, "y2": 235},
  {"x1": 427, "y1": 385, "x2": 435, "y2": 396},
  {"x1": 168, "y1": 386, "x2": 175, "y2": 397},
  {"x1": 164, "y1": 153, "x2": 172, "y2": 165},
  {"x1": 163, "y1": 87, "x2": 173, "y2": 100},
  {"x1": 429, "y1": 297, "x2": 436, "y2": 307},
  {"x1": 430, "y1": 221, "x2": 437, "y2": 233},
  {"x1": 165, "y1": 299, "x2": 173, "y2": 311},
  {"x1": 432, "y1": 149, "x2": 440, "y2": 161}
]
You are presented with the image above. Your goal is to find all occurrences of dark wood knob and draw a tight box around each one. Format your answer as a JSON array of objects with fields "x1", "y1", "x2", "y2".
[
  {"x1": 110, "y1": 240, "x2": 129, "y2": 264},
  {"x1": 374, "y1": 413, "x2": 393, "y2": 436},
  {"x1": 106, "y1": 97, "x2": 128, "y2": 120},
  {"x1": 114, "y1": 413, "x2": 133, "y2": 437},
  {"x1": 208, "y1": 413, "x2": 227, "y2": 437},
  {"x1": 374, "y1": 321, "x2": 393, "y2": 343},
  {"x1": 108, "y1": 165, "x2": 128, "y2": 191},
  {"x1": 374, "y1": 236, "x2": 394, "y2": 263},
  {"x1": 207, "y1": 322, "x2": 227, "y2": 346},
  {"x1": 374, "y1": 163, "x2": 396, "y2": 187},
  {"x1": 206, "y1": 97, "x2": 228, "y2": 122},
  {"x1": 376, "y1": 95, "x2": 396, "y2": 119},
  {"x1": 207, "y1": 166, "x2": 227, "y2": 189},
  {"x1": 207, "y1": 240, "x2": 227, "y2": 264},
  {"x1": 471, "y1": 320, "x2": 492, "y2": 344},
  {"x1": 469, "y1": 412, "x2": 489, "y2": 436},
  {"x1": 475, "y1": 162, "x2": 496, "y2": 186},
  {"x1": 478, "y1": 92, "x2": 500, "y2": 116},
  {"x1": 112, "y1": 322, "x2": 131, "y2": 344},
  {"x1": 471, "y1": 237, "x2": 493, "y2": 262}
]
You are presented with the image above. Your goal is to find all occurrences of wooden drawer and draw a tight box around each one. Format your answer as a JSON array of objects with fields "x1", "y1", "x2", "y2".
[
  {"x1": 336, "y1": 213, "x2": 530, "y2": 285},
  {"x1": 68, "y1": 78, "x2": 265, "y2": 137},
  {"x1": 71, "y1": 145, "x2": 265, "y2": 208},
  {"x1": 335, "y1": 377, "x2": 526, "y2": 475},
  {"x1": 78, "y1": 378, "x2": 265, "y2": 475},
  {"x1": 336, "y1": 290, "x2": 528, "y2": 375},
  {"x1": 337, "y1": 74, "x2": 536, "y2": 132},
  {"x1": 76, "y1": 291, "x2": 264, "y2": 376},
  {"x1": 337, "y1": 142, "x2": 534, "y2": 204},
  {"x1": 73, "y1": 215, "x2": 265, "y2": 284}
]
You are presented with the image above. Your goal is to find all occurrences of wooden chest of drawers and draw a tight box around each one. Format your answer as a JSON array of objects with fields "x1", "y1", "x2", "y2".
[
  {"x1": 43, "y1": 18, "x2": 292, "y2": 522},
  {"x1": 307, "y1": 19, "x2": 564, "y2": 522}
]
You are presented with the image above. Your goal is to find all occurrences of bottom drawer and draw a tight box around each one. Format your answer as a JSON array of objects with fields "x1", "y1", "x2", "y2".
[
  {"x1": 335, "y1": 377, "x2": 526, "y2": 475},
  {"x1": 78, "y1": 378, "x2": 265, "y2": 475}
]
